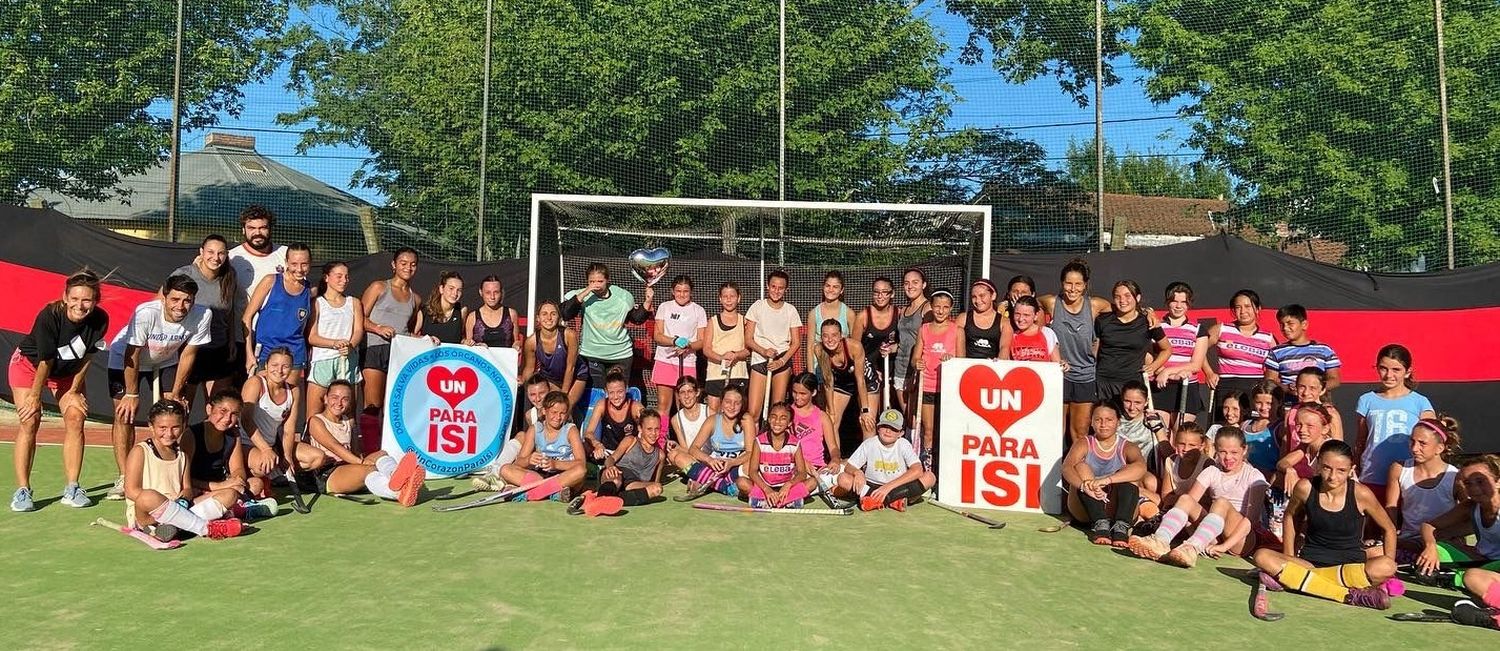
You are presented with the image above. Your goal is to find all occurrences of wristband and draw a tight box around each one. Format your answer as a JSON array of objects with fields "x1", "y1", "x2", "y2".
[{"x1": 123, "y1": 393, "x2": 139, "y2": 398}]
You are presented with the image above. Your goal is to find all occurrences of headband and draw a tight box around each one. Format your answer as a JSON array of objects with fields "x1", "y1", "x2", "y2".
[
  {"x1": 970, "y1": 278, "x2": 997, "y2": 294},
  {"x1": 931, "y1": 290, "x2": 955, "y2": 301},
  {"x1": 1415, "y1": 418, "x2": 1448, "y2": 442}
]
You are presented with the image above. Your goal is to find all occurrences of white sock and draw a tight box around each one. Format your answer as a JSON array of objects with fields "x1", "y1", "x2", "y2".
[
  {"x1": 151, "y1": 500, "x2": 207, "y2": 536},
  {"x1": 191, "y1": 499, "x2": 227, "y2": 521},
  {"x1": 365, "y1": 471, "x2": 398, "y2": 500},
  {"x1": 375, "y1": 455, "x2": 398, "y2": 474},
  {"x1": 495, "y1": 438, "x2": 521, "y2": 469}
]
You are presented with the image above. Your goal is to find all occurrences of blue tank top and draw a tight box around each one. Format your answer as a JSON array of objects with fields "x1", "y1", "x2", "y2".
[
  {"x1": 1085, "y1": 435, "x2": 1126, "y2": 477},
  {"x1": 1243, "y1": 422, "x2": 1279, "y2": 475},
  {"x1": 256, "y1": 273, "x2": 310, "y2": 365},
  {"x1": 710, "y1": 415, "x2": 746, "y2": 456},
  {"x1": 534, "y1": 423, "x2": 576, "y2": 461}
]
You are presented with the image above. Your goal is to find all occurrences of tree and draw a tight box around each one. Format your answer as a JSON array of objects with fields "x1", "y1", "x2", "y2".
[
  {"x1": 1064, "y1": 138, "x2": 1231, "y2": 199},
  {"x1": 1131, "y1": 0, "x2": 1500, "y2": 269},
  {"x1": 0, "y1": 1, "x2": 286, "y2": 204},
  {"x1": 279, "y1": 0, "x2": 1051, "y2": 253}
]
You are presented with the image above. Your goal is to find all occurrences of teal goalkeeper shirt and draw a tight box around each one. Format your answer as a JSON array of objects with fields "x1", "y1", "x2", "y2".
[{"x1": 563, "y1": 285, "x2": 636, "y2": 360}]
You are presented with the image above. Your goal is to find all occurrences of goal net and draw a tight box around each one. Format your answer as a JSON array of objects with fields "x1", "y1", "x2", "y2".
[{"x1": 527, "y1": 194, "x2": 991, "y2": 397}]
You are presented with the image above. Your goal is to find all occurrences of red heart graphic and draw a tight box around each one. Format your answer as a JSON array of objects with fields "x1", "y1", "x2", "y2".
[
  {"x1": 958, "y1": 365, "x2": 1044, "y2": 437},
  {"x1": 426, "y1": 366, "x2": 480, "y2": 409}
]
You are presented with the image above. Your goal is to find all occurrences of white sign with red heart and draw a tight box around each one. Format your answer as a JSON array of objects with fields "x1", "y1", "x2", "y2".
[{"x1": 382, "y1": 335, "x2": 518, "y2": 477}]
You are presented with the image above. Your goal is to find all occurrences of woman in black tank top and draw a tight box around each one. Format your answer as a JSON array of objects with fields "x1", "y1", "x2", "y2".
[
  {"x1": 418, "y1": 271, "x2": 469, "y2": 345},
  {"x1": 181, "y1": 391, "x2": 252, "y2": 494},
  {"x1": 1250, "y1": 440, "x2": 1398, "y2": 609},
  {"x1": 958, "y1": 278, "x2": 1005, "y2": 360},
  {"x1": 852, "y1": 276, "x2": 899, "y2": 414},
  {"x1": 466, "y1": 275, "x2": 519, "y2": 349},
  {"x1": 583, "y1": 371, "x2": 643, "y2": 459}
]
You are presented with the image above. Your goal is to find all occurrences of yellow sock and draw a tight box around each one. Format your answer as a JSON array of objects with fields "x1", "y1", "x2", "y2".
[
  {"x1": 1278, "y1": 563, "x2": 1350, "y2": 602},
  {"x1": 1310, "y1": 563, "x2": 1371, "y2": 589}
]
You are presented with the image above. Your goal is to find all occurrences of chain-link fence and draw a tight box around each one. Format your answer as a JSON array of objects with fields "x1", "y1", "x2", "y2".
[{"x1": 8, "y1": 0, "x2": 1497, "y2": 272}]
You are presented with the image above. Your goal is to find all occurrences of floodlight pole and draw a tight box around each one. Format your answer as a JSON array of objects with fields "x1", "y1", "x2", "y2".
[
  {"x1": 476, "y1": 0, "x2": 494, "y2": 262},
  {"x1": 165, "y1": 0, "x2": 186, "y2": 242},
  {"x1": 1094, "y1": 0, "x2": 1105, "y2": 252},
  {"x1": 1434, "y1": 0, "x2": 1455, "y2": 269},
  {"x1": 778, "y1": 0, "x2": 787, "y2": 266}
]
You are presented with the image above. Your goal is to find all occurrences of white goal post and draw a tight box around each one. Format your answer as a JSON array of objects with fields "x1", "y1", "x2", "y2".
[{"x1": 527, "y1": 193, "x2": 993, "y2": 334}]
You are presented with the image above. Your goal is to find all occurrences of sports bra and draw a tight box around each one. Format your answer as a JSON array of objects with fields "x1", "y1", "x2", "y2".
[
  {"x1": 860, "y1": 306, "x2": 898, "y2": 360},
  {"x1": 472, "y1": 307, "x2": 515, "y2": 348},
  {"x1": 599, "y1": 399, "x2": 638, "y2": 451}
]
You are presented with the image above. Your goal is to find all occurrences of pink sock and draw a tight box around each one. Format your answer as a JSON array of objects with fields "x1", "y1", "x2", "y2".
[
  {"x1": 786, "y1": 483, "x2": 809, "y2": 502},
  {"x1": 750, "y1": 485, "x2": 768, "y2": 500},
  {"x1": 1152, "y1": 507, "x2": 1190, "y2": 542},
  {"x1": 1185, "y1": 513, "x2": 1225, "y2": 551},
  {"x1": 1485, "y1": 582, "x2": 1500, "y2": 609}
]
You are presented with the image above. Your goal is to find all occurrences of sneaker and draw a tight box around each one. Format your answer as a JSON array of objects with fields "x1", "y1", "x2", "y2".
[
  {"x1": 1258, "y1": 571, "x2": 1285, "y2": 592},
  {"x1": 204, "y1": 518, "x2": 244, "y2": 540},
  {"x1": 722, "y1": 482, "x2": 739, "y2": 498},
  {"x1": 859, "y1": 496, "x2": 884, "y2": 512},
  {"x1": 1089, "y1": 519, "x2": 1111, "y2": 545},
  {"x1": 10, "y1": 487, "x2": 34, "y2": 512},
  {"x1": 748, "y1": 497, "x2": 768, "y2": 509},
  {"x1": 887, "y1": 498, "x2": 907, "y2": 512},
  {"x1": 1132, "y1": 512, "x2": 1163, "y2": 537},
  {"x1": 1343, "y1": 585, "x2": 1390, "y2": 610},
  {"x1": 1451, "y1": 600, "x2": 1500, "y2": 630},
  {"x1": 59, "y1": 483, "x2": 91, "y2": 508},
  {"x1": 396, "y1": 463, "x2": 425, "y2": 508},
  {"x1": 582, "y1": 493, "x2": 624, "y2": 517},
  {"x1": 1161, "y1": 543, "x2": 1200, "y2": 568},
  {"x1": 567, "y1": 493, "x2": 588, "y2": 515},
  {"x1": 550, "y1": 487, "x2": 571, "y2": 503},
  {"x1": 105, "y1": 475, "x2": 126, "y2": 501},
  {"x1": 152, "y1": 523, "x2": 180, "y2": 542},
  {"x1": 471, "y1": 474, "x2": 507, "y2": 492},
  {"x1": 674, "y1": 481, "x2": 712, "y2": 502},
  {"x1": 244, "y1": 497, "x2": 278, "y2": 521},
  {"x1": 1127, "y1": 535, "x2": 1170, "y2": 561},
  {"x1": 387, "y1": 451, "x2": 421, "y2": 492}
]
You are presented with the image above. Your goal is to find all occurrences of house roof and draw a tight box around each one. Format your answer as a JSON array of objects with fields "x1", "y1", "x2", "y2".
[
  {"x1": 1096, "y1": 192, "x2": 1229, "y2": 237},
  {"x1": 28, "y1": 133, "x2": 377, "y2": 236}
]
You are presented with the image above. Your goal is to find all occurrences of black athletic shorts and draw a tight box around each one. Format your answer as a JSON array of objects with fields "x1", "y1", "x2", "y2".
[
  {"x1": 1063, "y1": 379, "x2": 1097, "y2": 403},
  {"x1": 921, "y1": 391, "x2": 939, "y2": 405},
  {"x1": 361, "y1": 344, "x2": 392, "y2": 372},
  {"x1": 187, "y1": 345, "x2": 236, "y2": 384},
  {"x1": 704, "y1": 377, "x2": 749, "y2": 398},
  {"x1": 1299, "y1": 545, "x2": 1366, "y2": 568},
  {"x1": 1095, "y1": 378, "x2": 1130, "y2": 403},
  {"x1": 108, "y1": 366, "x2": 179, "y2": 400},
  {"x1": 749, "y1": 361, "x2": 792, "y2": 376},
  {"x1": 1151, "y1": 381, "x2": 1204, "y2": 414}
]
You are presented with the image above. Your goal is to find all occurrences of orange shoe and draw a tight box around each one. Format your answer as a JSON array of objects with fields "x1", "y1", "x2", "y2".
[
  {"x1": 388, "y1": 451, "x2": 421, "y2": 492},
  {"x1": 396, "y1": 461, "x2": 425, "y2": 507},
  {"x1": 859, "y1": 496, "x2": 884, "y2": 512},
  {"x1": 205, "y1": 518, "x2": 244, "y2": 540},
  {"x1": 887, "y1": 498, "x2": 907, "y2": 512},
  {"x1": 583, "y1": 493, "x2": 624, "y2": 517}
]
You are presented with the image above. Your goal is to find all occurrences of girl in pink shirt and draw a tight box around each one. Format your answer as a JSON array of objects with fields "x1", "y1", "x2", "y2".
[{"x1": 1130, "y1": 426, "x2": 1270, "y2": 567}]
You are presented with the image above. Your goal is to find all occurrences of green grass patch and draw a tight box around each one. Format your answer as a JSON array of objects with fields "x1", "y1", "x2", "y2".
[{"x1": 1, "y1": 444, "x2": 1494, "y2": 649}]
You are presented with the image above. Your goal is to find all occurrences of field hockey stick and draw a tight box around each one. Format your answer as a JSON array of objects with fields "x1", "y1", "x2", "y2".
[
  {"x1": 283, "y1": 467, "x2": 311, "y2": 514},
  {"x1": 1249, "y1": 582, "x2": 1285, "y2": 622},
  {"x1": 1206, "y1": 385, "x2": 1217, "y2": 426},
  {"x1": 807, "y1": 467, "x2": 856, "y2": 510},
  {"x1": 1386, "y1": 612, "x2": 1458, "y2": 624},
  {"x1": 692, "y1": 502, "x2": 853, "y2": 516},
  {"x1": 1143, "y1": 370, "x2": 1155, "y2": 411},
  {"x1": 432, "y1": 475, "x2": 553, "y2": 512},
  {"x1": 1174, "y1": 377, "x2": 1189, "y2": 426},
  {"x1": 91, "y1": 517, "x2": 182, "y2": 550},
  {"x1": 762, "y1": 349, "x2": 776, "y2": 421},
  {"x1": 910, "y1": 368, "x2": 926, "y2": 468},
  {"x1": 882, "y1": 352, "x2": 891, "y2": 409},
  {"x1": 929, "y1": 500, "x2": 1006, "y2": 529},
  {"x1": 334, "y1": 493, "x2": 379, "y2": 505}
]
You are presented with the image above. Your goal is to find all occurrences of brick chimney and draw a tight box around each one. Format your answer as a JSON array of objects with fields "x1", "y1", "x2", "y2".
[{"x1": 204, "y1": 133, "x2": 256, "y2": 151}]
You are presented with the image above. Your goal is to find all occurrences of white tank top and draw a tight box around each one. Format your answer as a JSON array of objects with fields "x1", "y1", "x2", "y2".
[
  {"x1": 674, "y1": 404, "x2": 709, "y2": 446},
  {"x1": 1397, "y1": 461, "x2": 1457, "y2": 541},
  {"x1": 310, "y1": 413, "x2": 353, "y2": 458},
  {"x1": 125, "y1": 440, "x2": 185, "y2": 528},
  {"x1": 242, "y1": 376, "x2": 293, "y2": 447},
  {"x1": 311, "y1": 295, "x2": 356, "y2": 362}
]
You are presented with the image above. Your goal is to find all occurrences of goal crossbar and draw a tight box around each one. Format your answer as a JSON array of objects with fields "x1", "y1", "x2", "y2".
[{"x1": 528, "y1": 193, "x2": 993, "y2": 333}]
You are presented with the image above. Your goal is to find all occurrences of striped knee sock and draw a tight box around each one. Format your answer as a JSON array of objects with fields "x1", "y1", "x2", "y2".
[
  {"x1": 1152, "y1": 507, "x2": 1191, "y2": 543},
  {"x1": 1184, "y1": 513, "x2": 1224, "y2": 551},
  {"x1": 1277, "y1": 563, "x2": 1350, "y2": 603},
  {"x1": 1311, "y1": 563, "x2": 1371, "y2": 590}
]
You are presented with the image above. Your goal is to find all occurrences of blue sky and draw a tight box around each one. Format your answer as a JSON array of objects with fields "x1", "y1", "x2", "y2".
[{"x1": 168, "y1": 4, "x2": 1197, "y2": 208}]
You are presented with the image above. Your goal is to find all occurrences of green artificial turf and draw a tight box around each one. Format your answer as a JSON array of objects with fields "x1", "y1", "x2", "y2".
[{"x1": 1, "y1": 443, "x2": 1495, "y2": 650}]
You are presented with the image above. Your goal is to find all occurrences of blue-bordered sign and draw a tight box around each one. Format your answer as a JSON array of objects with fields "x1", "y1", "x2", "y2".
[{"x1": 383, "y1": 336, "x2": 517, "y2": 477}]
